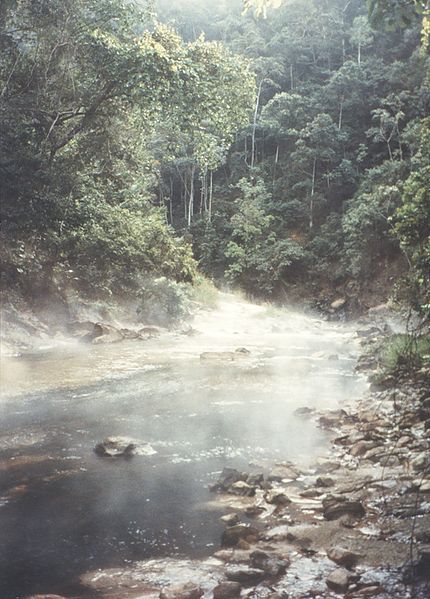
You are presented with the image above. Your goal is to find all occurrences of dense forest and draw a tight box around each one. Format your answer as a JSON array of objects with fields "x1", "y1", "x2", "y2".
[{"x1": 1, "y1": 0, "x2": 429, "y2": 317}]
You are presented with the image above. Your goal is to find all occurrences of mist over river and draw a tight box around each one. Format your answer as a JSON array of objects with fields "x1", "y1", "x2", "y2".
[{"x1": 0, "y1": 295, "x2": 367, "y2": 598}]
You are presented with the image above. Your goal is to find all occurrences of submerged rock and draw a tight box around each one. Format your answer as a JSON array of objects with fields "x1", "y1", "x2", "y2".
[{"x1": 94, "y1": 436, "x2": 156, "y2": 458}]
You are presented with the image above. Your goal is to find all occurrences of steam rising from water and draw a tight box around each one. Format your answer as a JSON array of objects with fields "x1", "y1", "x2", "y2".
[{"x1": 0, "y1": 294, "x2": 366, "y2": 597}]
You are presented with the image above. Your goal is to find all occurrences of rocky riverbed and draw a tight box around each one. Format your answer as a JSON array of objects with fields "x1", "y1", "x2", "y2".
[
  {"x1": 74, "y1": 339, "x2": 430, "y2": 599},
  {"x1": 3, "y1": 297, "x2": 429, "y2": 599}
]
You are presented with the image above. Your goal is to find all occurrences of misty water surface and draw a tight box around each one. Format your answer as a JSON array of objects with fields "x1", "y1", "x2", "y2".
[{"x1": 0, "y1": 295, "x2": 367, "y2": 598}]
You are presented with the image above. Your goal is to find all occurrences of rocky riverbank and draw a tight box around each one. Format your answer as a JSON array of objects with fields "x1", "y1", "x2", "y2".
[{"x1": 24, "y1": 316, "x2": 428, "y2": 599}]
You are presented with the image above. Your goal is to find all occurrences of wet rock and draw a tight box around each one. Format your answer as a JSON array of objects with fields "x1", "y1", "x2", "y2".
[
  {"x1": 316, "y1": 460, "x2": 341, "y2": 474},
  {"x1": 264, "y1": 490, "x2": 291, "y2": 506},
  {"x1": 350, "y1": 440, "x2": 377, "y2": 457},
  {"x1": 211, "y1": 468, "x2": 247, "y2": 492},
  {"x1": 249, "y1": 549, "x2": 289, "y2": 576},
  {"x1": 327, "y1": 546, "x2": 361, "y2": 568},
  {"x1": 225, "y1": 566, "x2": 266, "y2": 584},
  {"x1": 230, "y1": 481, "x2": 256, "y2": 497},
  {"x1": 323, "y1": 496, "x2": 365, "y2": 521},
  {"x1": 213, "y1": 581, "x2": 242, "y2": 598},
  {"x1": 91, "y1": 322, "x2": 124, "y2": 344},
  {"x1": 357, "y1": 326, "x2": 383, "y2": 339},
  {"x1": 331, "y1": 298, "x2": 346, "y2": 310},
  {"x1": 94, "y1": 436, "x2": 156, "y2": 458},
  {"x1": 326, "y1": 568, "x2": 353, "y2": 593},
  {"x1": 159, "y1": 582, "x2": 203, "y2": 599},
  {"x1": 221, "y1": 513, "x2": 240, "y2": 526},
  {"x1": 300, "y1": 488, "x2": 323, "y2": 498},
  {"x1": 245, "y1": 505, "x2": 266, "y2": 517},
  {"x1": 294, "y1": 407, "x2": 315, "y2": 418},
  {"x1": 411, "y1": 452, "x2": 430, "y2": 472},
  {"x1": 213, "y1": 549, "x2": 250, "y2": 563},
  {"x1": 316, "y1": 476, "x2": 335, "y2": 488},
  {"x1": 415, "y1": 479, "x2": 430, "y2": 493},
  {"x1": 247, "y1": 473, "x2": 265, "y2": 487},
  {"x1": 268, "y1": 463, "x2": 300, "y2": 481},
  {"x1": 222, "y1": 524, "x2": 260, "y2": 547}
]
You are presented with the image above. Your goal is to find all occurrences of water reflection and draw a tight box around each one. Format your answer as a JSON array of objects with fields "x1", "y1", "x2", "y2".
[{"x1": 0, "y1": 296, "x2": 366, "y2": 597}]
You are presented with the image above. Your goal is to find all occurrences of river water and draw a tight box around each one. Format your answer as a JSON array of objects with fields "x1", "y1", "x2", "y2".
[{"x1": 0, "y1": 295, "x2": 366, "y2": 598}]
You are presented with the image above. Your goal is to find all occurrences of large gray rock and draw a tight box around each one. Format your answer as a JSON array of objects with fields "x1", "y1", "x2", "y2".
[
  {"x1": 326, "y1": 568, "x2": 353, "y2": 593},
  {"x1": 327, "y1": 546, "x2": 361, "y2": 568},
  {"x1": 249, "y1": 549, "x2": 289, "y2": 576},
  {"x1": 220, "y1": 513, "x2": 240, "y2": 526},
  {"x1": 94, "y1": 436, "x2": 156, "y2": 458},
  {"x1": 323, "y1": 496, "x2": 365, "y2": 521},
  {"x1": 222, "y1": 524, "x2": 260, "y2": 547},
  {"x1": 213, "y1": 581, "x2": 242, "y2": 598},
  {"x1": 230, "y1": 481, "x2": 256, "y2": 497},
  {"x1": 211, "y1": 468, "x2": 247, "y2": 492},
  {"x1": 264, "y1": 490, "x2": 291, "y2": 506}
]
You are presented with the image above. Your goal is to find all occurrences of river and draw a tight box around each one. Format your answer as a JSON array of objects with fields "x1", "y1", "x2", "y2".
[{"x1": 0, "y1": 294, "x2": 366, "y2": 598}]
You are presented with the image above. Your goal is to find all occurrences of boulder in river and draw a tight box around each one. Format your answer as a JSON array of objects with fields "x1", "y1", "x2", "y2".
[
  {"x1": 211, "y1": 467, "x2": 248, "y2": 492},
  {"x1": 327, "y1": 546, "x2": 361, "y2": 568},
  {"x1": 222, "y1": 524, "x2": 260, "y2": 547},
  {"x1": 264, "y1": 489, "x2": 291, "y2": 506},
  {"x1": 94, "y1": 436, "x2": 156, "y2": 458},
  {"x1": 220, "y1": 512, "x2": 240, "y2": 526},
  {"x1": 230, "y1": 480, "x2": 256, "y2": 497},
  {"x1": 326, "y1": 568, "x2": 354, "y2": 593},
  {"x1": 213, "y1": 581, "x2": 242, "y2": 598},
  {"x1": 249, "y1": 549, "x2": 289, "y2": 576},
  {"x1": 91, "y1": 322, "x2": 124, "y2": 344},
  {"x1": 323, "y1": 495, "x2": 365, "y2": 521}
]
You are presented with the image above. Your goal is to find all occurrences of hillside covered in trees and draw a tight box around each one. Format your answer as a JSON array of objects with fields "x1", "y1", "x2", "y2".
[{"x1": 1, "y1": 0, "x2": 429, "y2": 318}]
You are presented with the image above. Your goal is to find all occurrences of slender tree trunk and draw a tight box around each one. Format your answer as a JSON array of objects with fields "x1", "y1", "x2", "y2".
[
  {"x1": 188, "y1": 165, "x2": 195, "y2": 227},
  {"x1": 208, "y1": 170, "x2": 213, "y2": 222},
  {"x1": 251, "y1": 79, "x2": 264, "y2": 169},
  {"x1": 290, "y1": 64, "x2": 294, "y2": 90},
  {"x1": 338, "y1": 96, "x2": 344, "y2": 130},
  {"x1": 273, "y1": 144, "x2": 279, "y2": 188},
  {"x1": 310, "y1": 157, "x2": 316, "y2": 231},
  {"x1": 169, "y1": 178, "x2": 174, "y2": 226}
]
